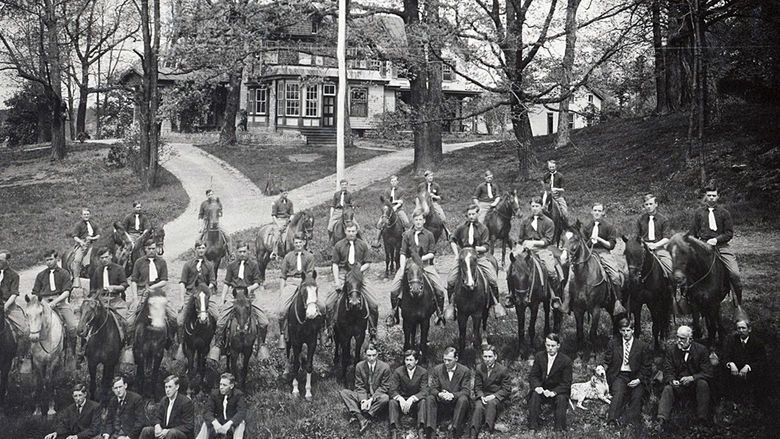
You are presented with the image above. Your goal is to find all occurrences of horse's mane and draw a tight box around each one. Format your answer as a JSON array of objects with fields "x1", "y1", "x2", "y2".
[
  {"x1": 345, "y1": 267, "x2": 364, "y2": 287},
  {"x1": 290, "y1": 210, "x2": 309, "y2": 228}
]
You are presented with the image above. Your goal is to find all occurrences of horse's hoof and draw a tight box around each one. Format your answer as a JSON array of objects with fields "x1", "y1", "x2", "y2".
[
  {"x1": 292, "y1": 388, "x2": 299, "y2": 397},
  {"x1": 305, "y1": 392, "x2": 312, "y2": 402},
  {"x1": 32, "y1": 409, "x2": 41, "y2": 417},
  {"x1": 47, "y1": 409, "x2": 57, "y2": 417}
]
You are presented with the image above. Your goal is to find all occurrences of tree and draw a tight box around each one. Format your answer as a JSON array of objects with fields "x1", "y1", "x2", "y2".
[
  {"x1": 135, "y1": 0, "x2": 161, "y2": 187},
  {"x1": 555, "y1": 0, "x2": 582, "y2": 148}
]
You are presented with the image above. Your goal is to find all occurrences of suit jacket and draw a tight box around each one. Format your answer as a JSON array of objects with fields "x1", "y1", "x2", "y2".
[
  {"x1": 104, "y1": 390, "x2": 145, "y2": 439},
  {"x1": 355, "y1": 360, "x2": 392, "y2": 401},
  {"x1": 662, "y1": 341, "x2": 714, "y2": 384},
  {"x1": 604, "y1": 337, "x2": 653, "y2": 388},
  {"x1": 475, "y1": 362, "x2": 512, "y2": 402},
  {"x1": 429, "y1": 363, "x2": 471, "y2": 400},
  {"x1": 390, "y1": 365, "x2": 429, "y2": 400},
  {"x1": 722, "y1": 334, "x2": 765, "y2": 373},
  {"x1": 529, "y1": 351, "x2": 573, "y2": 396},
  {"x1": 203, "y1": 388, "x2": 247, "y2": 426},
  {"x1": 153, "y1": 393, "x2": 194, "y2": 438},
  {"x1": 56, "y1": 399, "x2": 100, "y2": 438}
]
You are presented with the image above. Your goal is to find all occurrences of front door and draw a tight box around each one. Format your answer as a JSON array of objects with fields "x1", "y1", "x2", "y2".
[{"x1": 323, "y1": 96, "x2": 335, "y2": 127}]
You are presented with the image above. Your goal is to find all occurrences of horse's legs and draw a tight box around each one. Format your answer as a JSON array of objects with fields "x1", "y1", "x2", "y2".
[
  {"x1": 530, "y1": 301, "x2": 541, "y2": 343},
  {"x1": 333, "y1": 326, "x2": 341, "y2": 366},
  {"x1": 541, "y1": 292, "x2": 550, "y2": 336},
  {"x1": 88, "y1": 359, "x2": 98, "y2": 399},
  {"x1": 152, "y1": 353, "x2": 163, "y2": 399},
  {"x1": 691, "y1": 307, "x2": 702, "y2": 340},
  {"x1": 420, "y1": 318, "x2": 430, "y2": 360},
  {"x1": 574, "y1": 308, "x2": 585, "y2": 351},
  {"x1": 305, "y1": 341, "x2": 316, "y2": 400},
  {"x1": 705, "y1": 304, "x2": 721, "y2": 348},
  {"x1": 632, "y1": 301, "x2": 643, "y2": 338},
  {"x1": 589, "y1": 306, "x2": 602, "y2": 353},
  {"x1": 135, "y1": 356, "x2": 145, "y2": 396},
  {"x1": 353, "y1": 331, "x2": 365, "y2": 367},
  {"x1": 516, "y1": 302, "x2": 527, "y2": 347},
  {"x1": 402, "y1": 318, "x2": 411, "y2": 352},
  {"x1": 291, "y1": 344, "x2": 302, "y2": 396},
  {"x1": 473, "y1": 315, "x2": 485, "y2": 349},
  {"x1": 457, "y1": 313, "x2": 468, "y2": 354},
  {"x1": 102, "y1": 361, "x2": 116, "y2": 402},
  {"x1": 241, "y1": 348, "x2": 251, "y2": 388}
]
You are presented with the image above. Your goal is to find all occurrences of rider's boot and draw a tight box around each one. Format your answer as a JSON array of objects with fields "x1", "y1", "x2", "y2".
[
  {"x1": 559, "y1": 278, "x2": 571, "y2": 314},
  {"x1": 386, "y1": 296, "x2": 400, "y2": 327},
  {"x1": 549, "y1": 277, "x2": 563, "y2": 310},
  {"x1": 278, "y1": 317, "x2": 287, "y2": 350},
  {"x1": 444, "y1": 286, "x2": 456, "y2": 322},
  {"x1": 369, "y1": 309, "x2": 379, "y2": 343},
  {"x1": 372, "y1": 231, "x2": 383, "y2": 249},
  {"x1": 490, "y1": 284, "x2": 507, "y2": 319},
  {"x1": 175, "y1": 327, "x2": 186, "y2": 360}
]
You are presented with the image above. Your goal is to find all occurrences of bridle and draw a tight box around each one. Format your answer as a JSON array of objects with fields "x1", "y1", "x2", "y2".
[
  {"x1": 673, "y1": 241, "x2": 718, "y2": 290},
  {"x1": 80, "y1": 297, "x2": 109, "y2": 341},
  {"x1": 510, "y1": 252, "x2": 538, "y2": 299},
  {"x1": 627, "y1": 242, "x2": 655, "y2": 284},
  {"x1": 378, "y1": 205, "x2": 398, "y2": 230}
]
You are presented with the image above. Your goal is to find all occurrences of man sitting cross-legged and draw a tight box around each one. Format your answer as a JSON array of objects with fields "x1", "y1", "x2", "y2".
[
  {"x1": 388, "y1": 350, "x2": 428, "y2": 439},
  {"x1": 469, "y1": 344, "x2": 512, "y2": 438},
  {"x1": 527, "y1": 333, "x2": 572, "y2": 433},
  {"x1": 338, "y1": 343, "x2": 391, "y2": 435},
  {"x1": 425, "y1": 347, "x2": 471, "y2": 439},
  {"x1": 199, "y1": 373, "x2": 247, "y2": 439},
  {"x1": 604, "y1": 317, "x2": 653, "y2": 428}
]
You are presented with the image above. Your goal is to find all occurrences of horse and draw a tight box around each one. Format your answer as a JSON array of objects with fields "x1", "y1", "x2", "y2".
[
  {"x1": 182, "y1": 284, "x2": 215, "y2": 394},
  {"x1": 561, "y1": 223, "x2": 618, "y2": 355},
  {"x1": 376, "y1": 196, "x2": 404, "y2": 277},
  {"x1": 484, "y1": 191, "x2": 520, "y2": 267},
  {"x1": 0, "y1": 303, "x2": 18, "y2": 403},
  {"x1": 507, "y1": 248, "x2": 561, "y2": 353},
  {"x1": 24, "y1": 295, "x2": 64, "y2": 416},
  {"x1": 226, "y1": 287, "x2": 259, "y2": 388},
  {"x1": 667, "y1": 233, "x2": 739, "y2": 346},
  {"x1": 333, "y1": 267, "x2": 368, "y2": 381},
  {"x1": 330, "y1": 206, "x2": 359, "y2": 246},
  {"x1": 416, "y1": 189, "x2": 447, "y2": 243},
  {"x1": 400, "y1": 253, "x2": 436, "y2": 359},
  {"x1": 452, "y1": 248, "x2": 491, "y2": 354},
  {"x1": 78, "y1": 292, "x2": 123, "y2": 401},
  {"x1": 203, "y1": 227, "x2": 228, "y2": 281},
  {"x1": 132, "y1": 293, "x2": 170, "y2": 397},
  {"x1": 126, "y1": 226, "x2": 166, "y2": 276},
  {"x1": 255, "y1": 210, "x2": 315, "y2": 283},
  {"x1": 543, "y1": 192, "x2": 568, "y2": 247},
  {"x1": 622, "y1": 236, "x2": 673, "y2": 350},
  {"x1": 285, "y1": 271, "x2": 323, "y2": 401},
  {"x1": 62, "y1": 222, "x2": 132, "y2": 288}
]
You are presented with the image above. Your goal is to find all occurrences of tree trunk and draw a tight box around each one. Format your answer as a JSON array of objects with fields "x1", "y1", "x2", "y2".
[
  {"x1": 556, "y1": 0, "x2": 580, "y2": 149},
  {"x1": 45, "y1": 0, "x2": 66, "y2": 160},
  {"x1": 412, "y1": 68, "x2": 433, "y2": 172},
  {"x1": 651, "y1": 0, "x2": 669, "y2": 114},
  {"x1": 219, "y1": 67, "x2": 242, "y2": 146},
  {"x1": 427, "y1": 60, "x2": 443, "y2": 163},
  {"x1": 510, "y1": 103, "x2": 533, "y2": 180},
  {"x1": 76, "y1": 66, "x2": 89, "y2": 135}
]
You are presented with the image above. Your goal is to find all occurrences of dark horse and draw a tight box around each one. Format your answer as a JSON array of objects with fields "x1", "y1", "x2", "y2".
[
  {"x1": 416, "y1": 189, "x2": 447, "y2": 243},
  {"x1": 667, "y1": 233, "x2": 742, "y2": 346},
  {"x1": 255, "y1": 210, "x2": 315, "y2": 283},
  {"x1": 453, "y1": 248, "x2": 491, "y2": 354},
  {"x1": 126, "y1": 226, "x2": 166, "y2": 276},
  {"x1": 376, "y1": 196, "x2": 404, "y2": 277},
  {"x1": 204, "y1": 227, "x2": 228, "y2": 281},
  {"x1": 333, "y1": 267, "x2": 368, "y2": 380},
  {"x1": 507, "y1": 248, "x2": 561, "y2": 353},
  {"x1": 285, "y1": 271, "x2": 324, "y2": 400},
  {"x1": 622, "y1": 236, "x2": 673, "y2": 350},
  {"x1": 133, "y1": 293, "x2": 171, "y2": 397},
  {"x1": 78, "y1": 293, "x2": 123, "y2": 401},
  {"x1": 400, "y1": 253, "x2": 436, "y2": 359},
  {"x1": 63, "y1": 222, "x2": 132, "y2": 286},
  {"x1": 561, "y1": 224, "x2": 617, "y2": 354},
  {"x1": 0, "y1": 303, "x2": 18, "y2": 403},
  {"x1": 484, "y1": 191, "x2": 520, "y2": 267},
  {"x1": 182, "y1": 284, "x2": 215, "y2": 394},
  {"x1": 330, "y1": 206, "x2": 360, "y2": 245},
  {"x1": 226, "y1": 287, "x2": 260, "y2": 388},
  {"x1": 543, "y1": 193, "x2": 568, "y2": 247}
]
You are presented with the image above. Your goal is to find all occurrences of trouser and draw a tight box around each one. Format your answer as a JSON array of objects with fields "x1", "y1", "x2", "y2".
[
  {"x1": 528, "y1": 392, "x2": 568, "y2": 430},
  {"x1": 607, "y1": 372, "x2": 646, "y2": 424},
  {"x1": 595, "y1": 250, "x2": 626, "y2": 291},
  {"x1": 72, "y1": 244, "x2": 93, "y2": 286},
  {"x1": 101, "y1": 295, "x2": 131, "y2": 342},
  {"x1": 277, "y1": 278, "x2": 326, "y2": 340},
  {"x1": 389, "y1": 398, "x2": 426, "y2": 428},
  {"x1": 325, "y1": 272, "x2": 380, "y2": 336},
  {"x1": 543, "y1": 192, "x2": 568, "y2": 219},
  {"x1": 396, "y1": 209, "x2": 410, "y2": 229},
  {"x1": 140, "y1": 426, "x2": 187, "y2": 439},
  {"x1": 214, "y1": 290, "x2": 270, "y2": 349},
  {"x1": 716, "y1": 247, "x2": 742, "y2": 298},
  {"x1": 477, "y1": 201, "x2": 493, "y2": 224},
  {"x1": 339, "y1": 389, "x2": 389, "y2": 418},
  {"x1": 200, "y1": 420, "x2": 246, "y2": 439},
  {"x1": 653, "y1": 248, "x2": 673, "y2": 277},
  {"x1": 722, "y1": 371, "x2": 764, "y2": 407},
  {"x1": 426, "y1": 394, "x2": 470, "y2": 434},
  {"x1": 328, "y1": 209, "x2": 360, "y2": 233},
  {"x1": 272, "y1": 219, "x2": 290, "y2": 254},
  {"x1": 657, "y1": 379, "x2": 710, "y2": 421},
  {"x1": 42, "y1": 297, "x2": 78, "y2": 336},
  {"x1": 470, "y1": 398, "x2": 505, "y2": 433},
  {"x1": 389, "y1": 265, "x2": 447, "y2": 311},
  {"x1": 5, "y1": 302, "x2": 30, "y2": 355},
  {"x1": 446, "y1": 255, "x2": 500, "y2": 304}
]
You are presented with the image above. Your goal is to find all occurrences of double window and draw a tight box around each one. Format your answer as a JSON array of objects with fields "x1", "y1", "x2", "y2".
[
  {"x1": 285, "y1": 83, "x2": 300, "y2": 116},
  {"x1": 350, "y1": 87, "x2": 368, "y2": 117},
  {"x1": 305, "y1": 85, "x2": 319, "y2": 117},
  {"x1": 246, "y1": 86, "x2": 268, "y2": 115}
]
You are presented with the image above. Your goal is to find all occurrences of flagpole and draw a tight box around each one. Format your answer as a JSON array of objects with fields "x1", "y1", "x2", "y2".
[{"x1": 336, "y1": 0, "x2": 347, "y2": 189}]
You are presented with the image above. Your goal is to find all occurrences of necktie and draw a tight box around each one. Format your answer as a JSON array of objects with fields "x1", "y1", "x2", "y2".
[
  {"x1": 532, "y1": 216, "x2": 538, "y2": 231},
  {"x1": 547, "y1": 356, "x2": 555, "y2": 375},
  {"x1": 196, "y1": 259, "x2": 202, "y2": 272},
  {"x1": 591, "y1": 222, "x2": 600, "y2": 240},
  {"x1": 78, "y1": 403, "x2": 83, "y2": 414},
  {"x1": 103, "y1": 266, "x2": 110, "y2": 289},
  {"x1": 648, "y1": 216, "x2": 656, "y2": 241},
  {"x1": 86, "y1": 221, "x2": 94, "y2": 236},
  {"x1": 414, "y1": 230, "x2": 420, "y2": 246},
  {"x1": 165, "y1": 399, "x2": 173, "y2": 426},
  {"x1": 682, "y1": 349, "x2": 689, "y2": 362},
  {"x1": 623, "y1": 341, "x2": 630, "y2": 366},
  {"x1": 223, "y1": 395, "x2": 228, "y2": 420},
  {"x1": 369, "y1": 364, "x2": 375, "y2": 394},
  {"x1": 339, "y1": 192, "x2": 344, "y2": 207},
  {"x1": 238, "y1": 261, "x2": 245, "y2": 279},
  {"x1": 468, "y1": 223, "x2": 474, "y2": 245},
  {"x1": 708, "y1": 208, "x2": 717, "y2": 231},
  {"x1": 49, "y1": 269, "x2": 56, "y2": 291},
  {"x1": 487, "y1": 183, "x2": 493, "y2": 199},
  {"x1": 296, "y1": 252, "x2": 302, "y2": 272},
  {"x1": 0, "y1": 269, "x2": 4, "y2": 284},
  {"x1": 135, "y1": 214, "x2": 140, "y2": 230},
  {"x1": 148, "y1": 259, "x2": 158, "y2": 282},
  {"x1": 427, "y1": 183, "x2": 431, "y2": 193},
  {"x1": 348, "y1": 241, "x2": 355, "y2": 264},
  {"x1": 390, "y1": 187, "x2": 395, "y2": 202},
  {"x1": 550, "y1": 173, "x2": 555, "y2": 189}
]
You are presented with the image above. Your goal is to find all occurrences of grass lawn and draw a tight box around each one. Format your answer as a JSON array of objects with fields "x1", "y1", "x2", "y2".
[{"x1": 0, "y1": 146, "x2": 188, "y2": 269}]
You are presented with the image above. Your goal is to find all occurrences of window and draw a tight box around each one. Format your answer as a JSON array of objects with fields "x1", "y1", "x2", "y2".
[
  {"x1": 311, "y1": 18, "x2": 319, "y2": 34},
  {"x1": 247, "y1": 89, "x2": 255, "y2": 115},
  {"x1": 305, "y1": 85, "x2": 319, "y2": 117},
  {"x1": 255, "y1": 87, "x2": 267, "y2": 114},
  {"x1": 442, "y1": 64, "x2": 455, "y2": 81},
  {"x1": 277, "y1": 81, "x2": 285, "y2": 115},
  {"x1": 369, "y1": 59, "x2": 382, "y2": 71},
  {"x1": 350, "y1": 87, "x2": 368, "y2": 117},
  {"x1": 285, "y1": 83, "x2": 300, "y2": 116},
  {"x1": 323, "y1": 83, "x2": 336, "y2": 96},
  {"x1": 588, "y1": 94, "x2": 594, "y2": 103}
]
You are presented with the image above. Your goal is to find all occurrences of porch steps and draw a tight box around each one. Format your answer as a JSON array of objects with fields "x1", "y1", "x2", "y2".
[{"x1": 300, "y1": 127, "x2": 337, "y2": 146}]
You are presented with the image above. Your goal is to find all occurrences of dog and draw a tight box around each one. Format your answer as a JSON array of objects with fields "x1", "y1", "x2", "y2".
[{"x1": 569, "y1": 365, "x2": 611, "y2": 410}]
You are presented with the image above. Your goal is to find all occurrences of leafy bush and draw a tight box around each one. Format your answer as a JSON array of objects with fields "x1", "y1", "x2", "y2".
[{"x1": 0, "y1": 84, "x2": 49, "y2": 147}]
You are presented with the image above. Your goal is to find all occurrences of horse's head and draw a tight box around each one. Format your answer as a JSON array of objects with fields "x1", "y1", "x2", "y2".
[
  {"x1": 405, "y1": 255, "x2": 424, "y2": 298},
  {"x1": 508, "y1": 248, "x2": 533, "y2": 297},
  {"x1": 560, "y1": 221, "x2": 586, "y2": 264},
  {"x1": 622, "y1": 235, "x2": 648, "y2": 284},
  {"x1": 416, "y1": 189, "x2": 431, "y2": 216},
  {"x1": 458, "y1": 248, "x2": 479, "y2": 290},
  {"x1": 668, "y1": 233, "x2": 697, "y2": 286},
  {"x1": 152, "y1": 227, "x2": 165, "y2": 255},
  {"x1": 112, "y1": 222, "x2": 132, "y2": 248},
  {"x1": 344, "y1": 268, "x2": 364, "y2": 311},
  {"x1": 508, "y1": 190, "x2": 521, "y2": 215},
  {"x1": 146, "y1": 294, "x2": 168, "y2": 329},
  {"x1": 231, "y1": 288, "x2": 253, "y2": 335},
  {"x1": 300, "y1": 270, "x2": 320, "y2": 320},
  {"x1": 77, "y1": 293, "x2": 104, "y2": 338},
  {"x1": 296, "y1": 211, "x2": 315, "y2": 241},
  {"x1": 192, "y1": 284, "x2": 212, "y2": 324},
  {"x1": 25, "y1": 294, "x2": 47, "y2": 342},
  {"x1": 376, "y1": 197, "x2": 396, "y2": 230}
]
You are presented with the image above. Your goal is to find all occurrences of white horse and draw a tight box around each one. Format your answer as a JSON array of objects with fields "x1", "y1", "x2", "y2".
[{"x1": 25, "y1": 295, "x2": 65, "y2": 416}]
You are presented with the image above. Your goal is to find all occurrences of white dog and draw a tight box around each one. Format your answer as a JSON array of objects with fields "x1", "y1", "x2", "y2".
[{"x1": 569, "y1": 365, "x2": 611, "y2": 410}]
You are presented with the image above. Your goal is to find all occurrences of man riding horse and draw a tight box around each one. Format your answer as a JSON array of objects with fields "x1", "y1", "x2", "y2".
[
  {"x1": 387, "y1": 210, "x2": 446, "y2": 326},
  {"x1": 271, "y1": 188, "x2": 294, "y2": 259},
  {"x1": 199, "y1": 189, "x2": 230, "y2": 254},
  {"x1": 374, "y1": 175, "x2": 411, "y2": 246},
  {"x1": 176, "y1": 241, "x2": 217, "y2": 359},
  {"x1": 416, "y1": 170, "x2": 446, "y2": 221},
  {"x1": 32, "y1": 249, "x2": 78, "y2": 361},
  {"x1": 473, "y1": 170, "x2": 501, "y2": 225},
  {"x1": 277, "y1": 233, "x2": 324, "y2": 349},
  {"x1": 326, "y1": 223, "x2": 380, "y2": 342},
  {"x1": 328, "y1": 179, "x2": 360, "y2": 237},
  {"x1": 445, "y1": 204, "x2": 502, "y2": 318},
  {"x1": 89, "y1": 246, "x2": 131, "y2": 343},
  {"x1": 512, "y1": 197, "x2": 566, "y2": 309},
  {"x1": 122, "y1": 201, "x2": 152, "y2": 248},
  {"x1": 1, "y1": 250, "x2": 27, "y2": 352},
  {"x1": 636, "y1": 193, "x2": 673, "y2": 278},
  {"x1": 71, "y1": 208, "x2": 101, "y2": 290},
  {"x1": 541, "y1": 160, "x2": 568, "y2": 220},
  {"x1": 211, "y1": 241, "x2": 269, "y2": 359},
  {"x1": 127, "y1": 240, "x2": 176, "y2": 349}
]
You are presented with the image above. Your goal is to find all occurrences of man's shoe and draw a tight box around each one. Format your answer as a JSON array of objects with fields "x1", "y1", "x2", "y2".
[
  {"x1": 277, "y1": 336, "x2": 286, "y2": 350},
  {"x1": 359, "y1": 418, "x2": 370, "y2": 433},
  {"x1": 348, "y1": 416, "x2": 359, "y2": 425}
]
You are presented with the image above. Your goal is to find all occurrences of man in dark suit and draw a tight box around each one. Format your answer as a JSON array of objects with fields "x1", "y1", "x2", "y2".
[
  {"x1": 527, "y1": 333, "x2": 572, "y2": 432},
  {"x1": 201, "y1": 373, "x2": 247, "y2": 438},
  {"x1": 604, "y1": 317, "x2": 652, "y2": 427},
  {"x1": 101, "y1": 376, "x2": 145, "y2": 439},
  {"x1": 469, "y1": 345, "x2": 512, "y2": 438},
  {"x1": 339, "y1": 343, "x2": 391, "y2": 434},
  {"x1": 721, "y1": 319, "x2": 766, "y2": 407},
  {"x1": 426, "y1": 347, "x2": 471, "y2": 439},
  {"x1": 389, "y1": 350, "x2": 428, "y2": 439},
  {"x1": 657, "y1": 325, "x2": 713, "y2": 429},
  {"x1": 140, "y1": 375, "x2": 194, "y2": 439},
  {"x1": 44, "y1": 383, "x2": 100, "y2": 439}
]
